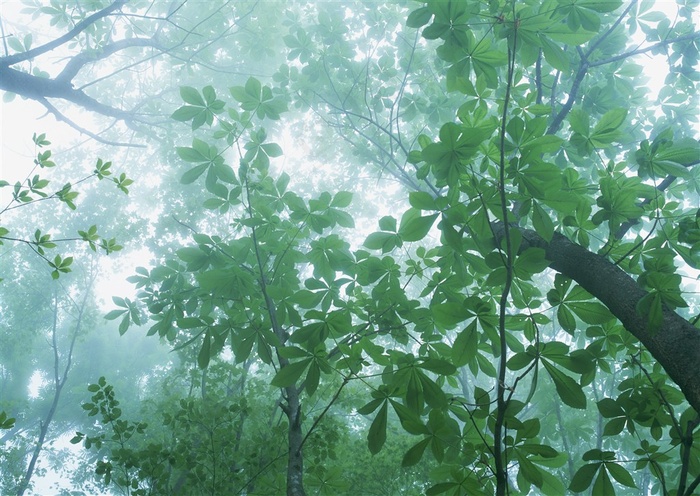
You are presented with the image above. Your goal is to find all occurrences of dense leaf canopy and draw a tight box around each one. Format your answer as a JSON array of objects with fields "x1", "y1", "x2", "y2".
[{"x1": 1, "y1": 1, "x2": 700, "y2": 495}]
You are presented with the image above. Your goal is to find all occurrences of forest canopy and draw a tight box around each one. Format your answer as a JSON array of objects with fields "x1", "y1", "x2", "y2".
[{"x1": 1, "y1": 1, "x2": 700, "y2": 495}]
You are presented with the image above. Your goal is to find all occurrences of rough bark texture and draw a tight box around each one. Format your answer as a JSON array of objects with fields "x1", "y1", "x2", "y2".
[{"x1": 493, "y1": 223, "x2": 700, "y2": 413}]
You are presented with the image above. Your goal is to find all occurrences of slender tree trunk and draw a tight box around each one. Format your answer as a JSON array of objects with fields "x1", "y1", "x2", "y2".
[
  {"x1": 16, "y1": 390, "x2": 62, "y2": 496},
  {"x1": 554, "y1": 398, "x2": 575, "y2": 480},
  {"x1": 285, "y1": 386, "x2": 306, "y2": 496},
  {"x1": 16, "y1": 285, "x2": 85, "y2": 496}
]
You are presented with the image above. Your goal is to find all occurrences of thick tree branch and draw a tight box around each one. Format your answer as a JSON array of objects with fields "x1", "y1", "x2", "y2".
[
  {"x1": 0, "y1": 66, "x2": 138, "y2": 121},
  {"x1": 493, "y1": 223, "x2": 700, "y2": 414}
]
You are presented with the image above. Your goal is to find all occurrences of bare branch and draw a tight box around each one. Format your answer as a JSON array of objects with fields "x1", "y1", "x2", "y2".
[
  {"x1": 38, "y1": 97, "x2": 145, "y2": 148},
  {"x1": 585, "y1": 0, "x2": 639, "y2": 57},
  {"x1": 56, "y1": 38, "x2": 163, "y2": 83},
  {"x1": 589, "y1": 31, "x2": 700, "y2": 68}
]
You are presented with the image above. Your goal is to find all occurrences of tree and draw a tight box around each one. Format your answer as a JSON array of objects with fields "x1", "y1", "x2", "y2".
[
  {"x1": 0, "y1": 0, "x2": 267, "y2": 146},
  {"x1": 3, "y1": 1, "x2": 700, "y2": 495}
]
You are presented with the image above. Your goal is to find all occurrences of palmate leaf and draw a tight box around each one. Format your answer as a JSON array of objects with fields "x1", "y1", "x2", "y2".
[{"x1": 422, "y1": 123, "x2": 493, "y2": 184}]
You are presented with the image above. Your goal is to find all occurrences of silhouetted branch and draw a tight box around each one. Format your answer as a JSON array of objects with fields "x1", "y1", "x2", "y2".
[{"x1": 0, "y1": 0, "x2": 128, "y2": 66}]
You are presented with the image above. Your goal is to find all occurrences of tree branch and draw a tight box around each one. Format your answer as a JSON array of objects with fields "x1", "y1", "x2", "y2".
[
  {"x1": 589, "y1": 31, "x2": 700, "y2": 68},
  {"x1": 0, "y1": 0, "x2": 128, "y2": 66},
  {"x1": 37, "y1": 97, "x2": 145, "y2": 148},
  {"x1": 56, "y1": 37, "x2": 163, "y2": 84},
  {"x1": 492, "y1": 223, "x2": 700, "y2": 414}
]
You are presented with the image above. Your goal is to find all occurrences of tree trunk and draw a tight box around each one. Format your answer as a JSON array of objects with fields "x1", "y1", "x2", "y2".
[
  {"x1": 17, "y1": 286, "x2": 84, "y2": 496},
  {"x1": 285, "y1": 386, "x2": 306, "y2": 496},
  {"x1": 494, "y1": 223, "x2": 700, "y2": 413}
]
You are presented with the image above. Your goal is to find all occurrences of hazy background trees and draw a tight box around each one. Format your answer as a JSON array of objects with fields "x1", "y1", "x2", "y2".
[{"x1": 1, "y1": 1, "x2": 699, "y2": 495}]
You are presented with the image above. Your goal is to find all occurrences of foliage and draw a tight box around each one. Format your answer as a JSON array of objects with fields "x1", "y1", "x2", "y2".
[
  {"x1": 0, "y1": 133, "x2": 129, "y2": 279},
  {"x1": 3, "y1": 1, "x2": 700, "y2": 496}
]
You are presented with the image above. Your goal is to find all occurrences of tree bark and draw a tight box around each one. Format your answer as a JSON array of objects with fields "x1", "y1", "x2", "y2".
[
  {"x1": 493, "y1": 223, "x2": 700, "y2": 413},
  {"x1": 285, "y1": 387, "x2": 306, "y2": 496}
]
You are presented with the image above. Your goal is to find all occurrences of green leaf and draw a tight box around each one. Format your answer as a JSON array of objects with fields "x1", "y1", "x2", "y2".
[
  {"x1": 104, "y1": 309, "x2": 126, "y2": 321},
  {"x1": 406, "y1": 6, "x2": 432, "y2": 28},
  {"x1": 420, "y1": 358, "x2": 457, "y2": 375},
  {"x1": 656, "y1": 138, "x2": 700, "y2": 165},
  {"x1": 180, "y1": 86, "x2": 205, "y2": 106},
  {"x1": 603, "y1": 417, "x2": 626, "y2": 436},
  {"x1": 331, "y1": 191, "x2": 353, "y2": 208},
  {"x1": 357, "y1": 397, "x2": 384, "y2": 415},
  {"x1": 177, "y1": 317, "x2": 204, "y2": 329},
  {"x1": 378, "y1": 215, "x2": 397, "y2": 232},
  {"x1": 540, "y1": 36, "x2": 569, "y2": 71},
  {"x1": 532, "y1": 202, "x2": 554, "y2": 242},
  {"x1": 597, "y1": 398, "x2": 625, "y2": 418},
  {"x1": 402, "y1": 437, "x2": 431, "y2": 466},
  {"x1": 606, "y1": 462, "x2": 636, "y2": 488},
  {"x1": 432, "y1": 302, "x2": 471, "y2": 328},
  {"x1": 592, "y1": 467, "x2": 615, "y2": 495},
  {"x1": 567, "y1": 301, "x2": 614, "y2": 324},
  {"x1": 171, "y1": 105, "x2": 203, "y2": 122},
  {"x1": 590, "y1": 108, "x2": 627, "y2": 145},
  {"x1": 367, "y1": 402, "x2": 388, "y2": 454},
  {"x1": 398, "y1": 209, "x2": 438, "y2": 242},
  {"x1": 198, "y1": 332, "x2": 211, "y2": 368},
  {"x1": 579, "y1": 0, "x2": 623, "y2": 13},
  {"x1": 557, "y1": 305, "x2": 576, "y2": 333},
  {"x1": 452, "y1": 321, "x2": 478, "y2": 366},
  {"x1": 270, "y1": 359, "x2": 312, "y2": 388},
  {"x1": 568, "y1": 108, "x2": 590, "y2": 135},
  {"x1": 409, "y1": 191, "x2": 437, "y2": 210},
  {"x1": 516, "y1": 451, "x2": 544, "y2": 488},
  {"x1": 569, "y1": 463, "x2": 601, "y2": 492},
  {"x1": 181, "y1": 164, "x2": 209, "y2": 184},
  {"x1": 542, "y1": 360, "x2": 587, "y2": 409},
  {"x1": 363, "y1": 231, "x2": 401, "y2": 253}
]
